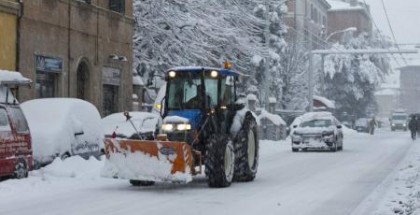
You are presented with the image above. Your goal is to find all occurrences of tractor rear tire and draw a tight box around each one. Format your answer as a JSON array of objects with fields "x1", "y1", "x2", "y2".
[
  {"x1": 205, "y1": 134, "x2": 235, "y2": 188},
  {"x1": 233, "y1": 113, "x2": 259, "y2": 182},
  {"x1": 129, "y1": 180, "x2": 155, "y2": 186}
]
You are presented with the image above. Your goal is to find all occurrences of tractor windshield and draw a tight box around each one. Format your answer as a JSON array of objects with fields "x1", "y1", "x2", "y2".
[{"x1": 167, "y1": 76, "x2": 218, "y2": 110}]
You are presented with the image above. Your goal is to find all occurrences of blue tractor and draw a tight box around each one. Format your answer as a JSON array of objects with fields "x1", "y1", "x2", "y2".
[{"x1": 103, "y1": 65, "x2": 259, "y2": 188}]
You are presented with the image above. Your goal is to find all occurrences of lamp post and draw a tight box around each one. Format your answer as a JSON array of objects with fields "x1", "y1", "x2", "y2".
[{"x1": 325, "y1": 27, "x2": 357, "y2": 42}]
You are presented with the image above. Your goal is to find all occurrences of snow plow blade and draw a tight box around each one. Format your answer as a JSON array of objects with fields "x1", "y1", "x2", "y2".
[{"x1": 101, "y1": 138, "x2": 193, "y2": 183}]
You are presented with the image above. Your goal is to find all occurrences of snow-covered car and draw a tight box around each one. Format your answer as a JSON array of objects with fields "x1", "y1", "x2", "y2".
[
  {"x1": 21, "y1": 98, "x2": 103, "y2": 168},
  {"x1": 291, "y1": 112, "x2": 343, "y2": 152},
  {"x1": 355, "y1": 118, "x2": 369, "y2": 133},
  {"x1": 101, "y1": 111, "x2": 161, "y2": 140}
]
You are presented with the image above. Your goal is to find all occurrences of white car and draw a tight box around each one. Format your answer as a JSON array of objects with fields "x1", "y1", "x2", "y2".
[
  {"x1": 291, "y1": 112, "x2": 344, "y2": 152},
  {"x1": 21, "y1": 98, "x2": 103, "y2": 168},
  {"x1": 101, "y1": 111, "x2": 161, "y2": 140}
]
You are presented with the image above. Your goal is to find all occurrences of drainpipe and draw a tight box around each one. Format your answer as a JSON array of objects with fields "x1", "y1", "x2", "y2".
[
  {"x1": 16, "y1": 0, "x2": 23, "y2": 73},
  {"x1": 67, "y1": 1, "x2": 71, "y2": 97}
]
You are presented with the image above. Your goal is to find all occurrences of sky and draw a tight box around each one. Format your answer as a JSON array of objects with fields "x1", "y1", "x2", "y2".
[{"x1": 364, "y1": 0, "x2": 420, "y2": 86}]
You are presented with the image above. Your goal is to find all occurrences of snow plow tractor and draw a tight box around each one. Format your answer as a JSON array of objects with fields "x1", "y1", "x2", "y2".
[{"x1": 102, "y1": 65, "x2": 259, "y2": 188}]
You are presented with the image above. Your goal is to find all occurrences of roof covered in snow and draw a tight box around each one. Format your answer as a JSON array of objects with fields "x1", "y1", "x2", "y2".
[
  {"x1": 0, "y1": 70, "x2": 32, "y2": 86},
  {"x1": 258, "y1": 110, "x2": 286, "y2": 126},
  {"x1": 133, "y1": 75, "x2": 144, "y2": 86},
  {"x1": 327, "y1": 0, "x2": 365, "y2": 11},
  {"x1": 313, "y1": 95, "x2": 336, "y2": 109}
]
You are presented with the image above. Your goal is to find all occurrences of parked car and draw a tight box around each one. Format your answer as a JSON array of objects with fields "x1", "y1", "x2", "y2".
[
  {"x1": 21, "y1": 98, "x2": 103, "y2": 168},
  {"x1": 354, "y1": 118, "x2": 369, "y2": 133},
  {"x1": 390, "y1": 112, "x2": 408, "y2": 131},
  {"x1": 0, "y1": 71, "x2": 32, "y2": 179},
  {"x1": 291, "y1": 112, "x2": 344, "y2": 152},
  {"x1": 101, "y1": 111, "x2": 161, "y2": 140}
]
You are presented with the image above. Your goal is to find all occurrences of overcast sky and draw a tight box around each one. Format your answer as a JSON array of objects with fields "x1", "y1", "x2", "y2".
[{"x1": 363, "y1": 0, "x2": 420, "y2": 85}]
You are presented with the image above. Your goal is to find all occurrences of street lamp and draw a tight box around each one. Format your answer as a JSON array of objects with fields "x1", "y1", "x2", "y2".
[{"x1": 325, "y1": 27, "x2": 357, "y2": 42}]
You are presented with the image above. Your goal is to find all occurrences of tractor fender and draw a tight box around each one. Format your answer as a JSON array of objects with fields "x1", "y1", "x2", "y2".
[{"x1": 229, "y1": 108, "x2": 259, "y2": 137}]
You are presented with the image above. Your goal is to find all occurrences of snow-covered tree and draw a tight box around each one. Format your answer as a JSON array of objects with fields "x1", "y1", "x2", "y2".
[
  {"x1": 133, "y1": 0, "x2": 289, "y2": 109},
  {"x1": 323, "y1": 32, "x2": 391, "y2": 117}
]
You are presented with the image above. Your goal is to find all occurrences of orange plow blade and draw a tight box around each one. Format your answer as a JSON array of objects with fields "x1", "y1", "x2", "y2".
[{"x1": 101, "y1": 138, "x2": 193, "y2": 183}]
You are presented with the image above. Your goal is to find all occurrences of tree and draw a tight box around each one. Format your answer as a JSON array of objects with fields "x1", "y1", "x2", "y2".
[{"x1": 323, "y1": 32, "x2": 391, "y2": 117}]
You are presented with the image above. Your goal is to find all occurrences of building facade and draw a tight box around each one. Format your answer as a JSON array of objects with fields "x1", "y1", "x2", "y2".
[
  {"x1": 0, "y1": 0, "x2": 20, "y2": 71},
  {"x1": 398, "y1": 65, "x2": 420, "y2": 114},
  {"x1": 327, "y1": 0, "x2": 372, "y2": 42},
  {"x1": 285, "y1": 0, "x2": 331, "y2": 49},
  {"x1": 18, "y1": 0, "x2": 134, "y2": 116}
]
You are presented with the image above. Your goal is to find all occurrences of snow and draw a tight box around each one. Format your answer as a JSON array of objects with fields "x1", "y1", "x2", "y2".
[
  {"x1": 258, "y1": 109, "x2": 286, "y2": 126},
  {"x1": 291, "y1": 111, "x2": 334, "y2": 127},
  {"x1": 327, "y1": 0, "x2": 366, "y2": 11},
  {"x1": 101, "y1": 112, "x2": 161, "y2": 138},
  {"x1": 247, "y1": 93, "x2": 258, "y2": 101},
  {"x1": 0, "y1": 129, "x2": 417, "y2": 215},
  {"x1": 313, "y1": 95, "x2": 336, "y2": 109},
  {"x1": 375, "y1": 88, "x2": 397, "y2": 96},
  {"x1": 132, "y1": 74, "x2": 144, "y2": 86},
  {"x1": 0, "y1": 70, "x2": 31, "y2": 85},
  {"x1": 163, "y1": 116, "x2": 189, "y2": 124},
  {"x1": 21, "y1": 98, "x2": 103, "y2": 166},
  {"x1": 269, "y1": 97, "x2": 277, "y2": 103}
]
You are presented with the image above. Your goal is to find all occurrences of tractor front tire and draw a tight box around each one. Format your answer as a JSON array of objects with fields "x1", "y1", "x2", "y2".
[
  {"x1": 205, "y1": 135, "x2": 235, "y2": 188},
  {"x1": 233, "y1": 113, "x2": 259, "y2": 182}
]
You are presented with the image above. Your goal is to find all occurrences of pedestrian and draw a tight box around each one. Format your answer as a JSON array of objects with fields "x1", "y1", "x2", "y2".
[
  {"x1": 416, "y1": 115, "x2": 420, "y2": 135},
  {"x1": 369, "y1": 116, "x2": 377, "y2": 135},
  {"x1": 409, "y1": 115, "x2": 418, "y2": 140}
]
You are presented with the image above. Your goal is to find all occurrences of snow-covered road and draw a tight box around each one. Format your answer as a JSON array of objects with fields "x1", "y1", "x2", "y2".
[{"x1": 0, "y1": 129, "x2": 413, "y2": 215}]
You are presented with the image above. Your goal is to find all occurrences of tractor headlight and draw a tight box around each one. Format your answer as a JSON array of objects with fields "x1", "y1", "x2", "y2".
[
  {"x1": 162, "y1": 124, "x2": 174, "y2": 131},
  {"x1": 162, "y1": 123, "x2": 192, "y2": 132},
  {"x1": 177, "y1": 123, "x2": 192, "y2": 131}
]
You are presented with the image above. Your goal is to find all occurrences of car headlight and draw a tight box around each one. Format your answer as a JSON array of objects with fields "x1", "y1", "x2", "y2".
[
  {"x1": 162, "y1": 124, "x2": 174, "y2": 131},
  {"x1": 403, "y1": 124, "x2": 406, "y2": 127},
  {"x1": 292, "y1": 133, "x2": 302, "y2": 141},
  {"x1": 177, "y1": 123, "x2": 192, "y2": 131},
  {"x1": 392, "y1": 123, "x2": 396, "y2": 126}
]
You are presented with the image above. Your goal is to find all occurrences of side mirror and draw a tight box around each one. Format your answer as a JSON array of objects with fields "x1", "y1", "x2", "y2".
[
  {"x1": 337, "y1": 125, "x2": 342, "y2": 129},
  {"x1": 293, "y1": 125, "x2": 297, "y2": 128},
  {"x1": 124, "y1": 111, "x2": 132, "y2": 121}
]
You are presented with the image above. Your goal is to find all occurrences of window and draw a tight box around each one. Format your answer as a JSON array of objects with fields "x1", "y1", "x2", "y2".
[
  {"x1": 36, "y1": 72, "x2": 57, "y2": 98},
  {"x1": 0, "y1": 109, "x2": 11, "y2": 132},
  {"x1": 109, "y1": 0, "x2": 125, "y2": 13},
  {"x1": 9, "y1": 107, "x2": 29, "y2": 133}
]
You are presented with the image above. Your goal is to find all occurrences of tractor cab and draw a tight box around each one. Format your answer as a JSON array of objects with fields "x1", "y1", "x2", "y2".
[{"x1": 160, "y1": 67, "x2": 241, "y2": 143}]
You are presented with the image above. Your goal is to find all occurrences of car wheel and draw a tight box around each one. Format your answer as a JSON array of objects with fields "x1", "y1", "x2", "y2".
[
  {"x1": 292, "y1": 148, "x2": 298, "y2": 152},
  {"x1": 14, "y1": 158, "x2": 28, "y2": 179},
  {"x1": 130, "y1": 180, "x2": 155, "y2": 186}
]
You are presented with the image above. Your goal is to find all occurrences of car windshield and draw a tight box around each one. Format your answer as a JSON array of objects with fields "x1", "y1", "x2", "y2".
[
  {"x1": 392, "y1": 115, "x2": 407, "y2": 120},
  {"x1": 300, "y1": 119, "x2": 332, "y2": 128}
]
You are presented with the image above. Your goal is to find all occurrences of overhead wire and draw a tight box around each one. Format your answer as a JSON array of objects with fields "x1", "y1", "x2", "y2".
[{"x1": 379, "y1": 0, "x2": 408, "y2": 65}]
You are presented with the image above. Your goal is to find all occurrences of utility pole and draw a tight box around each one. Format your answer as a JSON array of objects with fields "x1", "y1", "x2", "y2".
[
  {"x1": 263, "y1": 0, "x2": 270, "y2": 111},
  {"x1": 308, "y1": 49, "x2": 418, "y2": 112}
]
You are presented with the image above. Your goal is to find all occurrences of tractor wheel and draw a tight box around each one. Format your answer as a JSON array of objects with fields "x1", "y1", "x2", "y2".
[
  {"x1": 205, "y1": 134, "x2": 235, "y2": 188},
  {"x1": 14, "y1": 158, "x2": 28, "y2": 179},
  {"x1": 233, "y1": 113, "x2": 259, "y2": 182},
  {"x1": 129, "y1": 180, "x2": 155, "y2": 186}
]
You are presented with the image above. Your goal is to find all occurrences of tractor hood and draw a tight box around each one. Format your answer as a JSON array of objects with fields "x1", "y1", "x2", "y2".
[{"x1": 166, "y1": 110, "x2": 203, "y2": 130}]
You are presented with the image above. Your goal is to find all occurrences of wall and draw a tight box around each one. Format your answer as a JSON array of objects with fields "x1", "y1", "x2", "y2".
[
  {"x1": 18, "y1": 0, "x2": 134, "y2": 116},
  {"x1": 0, "y1": 0, "x2": 19, "y2": 71}
]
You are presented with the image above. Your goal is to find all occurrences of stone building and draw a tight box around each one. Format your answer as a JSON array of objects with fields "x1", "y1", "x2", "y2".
[
  {"x1": 0, "y1": 0, "x2": 20, "y2": 71},
  {"x1": 284, "y1": 0, "x2": 331, "y2": 49},
  {"x1": 398, "y1": 65, "x2": 420, "y2": 114},
  {"x1": 327, "y1": 0, "x2": 372, "y2": 42},
  {"x1": 18, "y1": 0, "x2": 134, "y2": 116}
]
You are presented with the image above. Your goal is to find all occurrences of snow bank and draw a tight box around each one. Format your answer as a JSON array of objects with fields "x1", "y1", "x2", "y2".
[
  {"x1": 21, "y1": 98, "x2": 103, "y2": 165},
  {"x1": 36, "y1": 156, "x2": 103, "y2": 179},
  {"x1": 101, "y1": 112, "x2": 161, "y2": 138}
]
